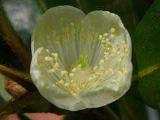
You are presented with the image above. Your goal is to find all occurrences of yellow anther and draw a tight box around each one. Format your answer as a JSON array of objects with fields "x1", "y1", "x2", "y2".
[
  {"x1": 76, "y1": 87, "x2": 80, "y2": 91},
  {"x1": 117, "y1": 51, "x2": 120, "y2": 55},
  {"x1": 77, "y1": 64, "x2": 82, "y2": 69},
  {"x1": 104, "y1": 56, "x2": 109, "y2": 60},
  {"x1": 52, "y1": 53, "x2": 58, "y2": 59},
  {"x1": 91, "y1": 75, "x2": 96, "y2": 79},
  {"x1": 48, "y1": 68, "x2": 55, "y2": 73},
  {"x1": 88, "y1": 77, "x2": 93, "y2": 81},
  {"x1": 59, "y1": 80, "x2": 64, "y2": 84},
  {"x1": 105, "y1": 46, "x2": 111, "y2": 51},
  {"x1": 95, "y1": 72, "x2": 102, "y2": 76},
  {"x1": 101, "y1": 39, "x2": 106, "y2": 43},
  {"x1": 105, "y1": 70, "x2": 109, "y2": 74},
  {"x1": 71, "y1": 22, "x2": 74, "y2": 26},
  {"x1": 54, "y1": 62, "x2": 59, "y2": 69},
  {"x1": 70, "y1": 80, "x2": 74, "y2": 83},
  {"x1": 72, "y1": 68, "x2": 77, "y2": 72},
  {"x1": 45, "y1": 56, "x2": 53, "y2": 61},
  {"x1": 110, "y1": 27, "x2": 116, "y2": 33},
  {"x1": 109, "y1": 68, "x2": 114, "y2": 74},
  {"x1": 64, "y1": 83, "x2": 69, "y2": 87},
  {"x1": 46, "y1": 49, "x2": 49, "y2": 52},
  {"x1": 103, "y1": 33, "x2": 108, "y2": 37},
  {"x1": 124, "y1": 43, "x2": 128, "y2": 48},
  {"x1": 98, "y1": 35, "x2": 103, "y2": 40},
  {"x1": 69, "y1": 73, "x2": 74, "y2": 77},
  {"x1": 99, "y1": 59, "x2": 105, "y2": 64},
  {"x1": 118, "y1": 71, "x2": 123, "y2": 76},
  {"x1": 82, "y1": 84, "x2": 86, "y2": 88},
  {"x1": 121, "y1": 68, "x2": 127, "y2": 74},
  {"x1": 61, "y1": 70, "x2": 68, "y2": 76},
  {"x1": 118, "y1": 58, "x2": 123, "y2": 62},
  {"x1": 112, "y1": 79, "x2": 117, "y2": 83},
  {"x1": 110, "y1": 34, "x2": 115, "y2": 38},
  {"x1": 105, "y1": 38, "x2": 109, "y2": 42},
  {"x1": 93, "y1": 66, "x2": 98, "y2": 71},
  {"x1": 125, "y1": 48, "x2": 128, "y2": 52},
  {"x1": 71, "y1": 92, "x2": 77, "y2": 96},
  {"x1": 117, "y1": 79, "x2": 121, "y2": 83},
  {"x1": 104, "y1": 52, "x2": 109, "y2": 55}
]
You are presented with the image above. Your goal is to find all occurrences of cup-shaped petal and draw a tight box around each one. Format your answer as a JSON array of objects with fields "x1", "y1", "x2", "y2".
[{"x1": 31, "y1": 6, "x2": 132, "y2": 111}]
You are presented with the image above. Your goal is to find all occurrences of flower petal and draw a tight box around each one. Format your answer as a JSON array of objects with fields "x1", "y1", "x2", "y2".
[
  {"x1": 78, "y1": 11, "x2": 132, "y2": 108},
  {"x1": 31, "y1": 6, "x2": 86, "y2": 111}
]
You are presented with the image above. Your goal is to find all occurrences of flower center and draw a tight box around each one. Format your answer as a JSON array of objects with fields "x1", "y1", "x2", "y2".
[
  {"x1": 36, "y1": 27, "x2": 129, "y2": 96},
  {"x1": 33, "y1": 28, "x2": 128, "y2": 96}
]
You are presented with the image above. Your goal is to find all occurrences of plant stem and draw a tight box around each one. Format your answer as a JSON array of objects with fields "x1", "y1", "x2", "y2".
[
  {"x1": 0, "y1": 65, "x2": 31, "y2": 83},
  {"x1": 5, "y1": 80, "x2": 28, "y2": 99},
  {"x1": 0, "y1": 92, "x2": 51, "y2": 119},
  {"x1": 133, "y1": 63, "x2": 160, "y2": 81}
]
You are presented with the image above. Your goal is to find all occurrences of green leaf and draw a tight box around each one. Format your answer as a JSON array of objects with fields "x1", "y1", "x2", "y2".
[
  {"x1": 132, "y1": 0, "x2": 160, "y2": 110},
  {"x1": 118, "y1": 95, "x2": 148, "y2": 120},
  {"x1": 78, "y1": 0, "x2": 137, "y2": 32},
  {"x1": 139, "y1": 69, "x2": 160, "y2": 109},
  {"x1": 132, "y1": 0, "x2": 153, "y2": 20}
]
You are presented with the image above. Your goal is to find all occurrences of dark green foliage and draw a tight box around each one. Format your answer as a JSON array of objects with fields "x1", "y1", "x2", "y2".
[{"x1": 132, "y1": 0, "x2": 160, "y2": 110}]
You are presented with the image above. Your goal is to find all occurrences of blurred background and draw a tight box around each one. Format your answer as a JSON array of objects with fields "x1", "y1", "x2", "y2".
[{"x1": 0, "y1": 0, "x2": 160, "y2": 120}]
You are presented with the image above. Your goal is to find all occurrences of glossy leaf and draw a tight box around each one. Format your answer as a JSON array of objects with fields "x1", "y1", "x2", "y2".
[
  {"x1": 132, "y1": 0, "x2": 153, "y2": 20},
  {"x1": 132, "y1": 0, "x2": 160, "y2": 110},
  {"x1": 118, "y1": 95, "x2": 148, "y2": 120},
  {"x1": 138, "y1": 69, "x2": 160, "y2": 110}
]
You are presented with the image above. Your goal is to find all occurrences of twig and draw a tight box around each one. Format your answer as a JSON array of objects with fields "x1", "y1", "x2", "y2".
[
  {"x1": 0, "y1": 92, "x2": 52, "y2": 119},
  {"x1": 133, "y1": 64, "x2": 160, "y2": 81},
  {"x1": 0, "y1": 6, "x2": 31, "y2": 70},
  {"x1": 0, "y1": 64, "x2": 31, "y2": 82},
  {"x1": 5, "y1": 80, "x2": 28, "y2": 99},
  {"x1": 0, "y1": 65, "x2": 36, "y2": 94}
]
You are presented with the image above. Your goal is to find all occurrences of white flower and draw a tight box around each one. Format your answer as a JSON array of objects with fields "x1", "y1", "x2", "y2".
[{"x1": 30, "y1": 6, "x2": 132, "y2": 111}]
